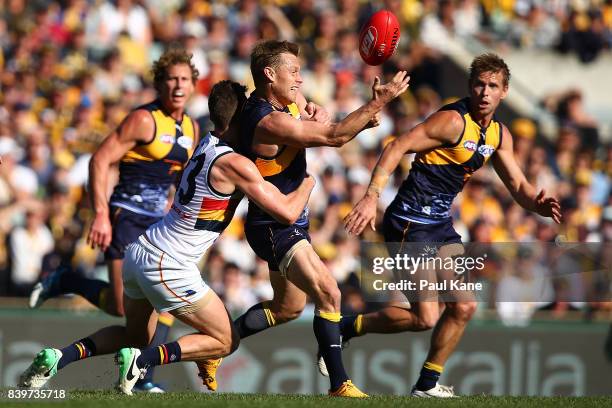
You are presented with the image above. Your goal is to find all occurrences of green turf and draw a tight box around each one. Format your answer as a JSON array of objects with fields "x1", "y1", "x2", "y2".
[{"x1": 1, "y1": 391, "x2": 610, "y2": 408}]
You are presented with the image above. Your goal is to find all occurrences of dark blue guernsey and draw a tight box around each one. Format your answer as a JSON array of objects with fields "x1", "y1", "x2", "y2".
[
  {"x1": 238, "y1": 95, "x2": 309, "y2": 227},
  {"x1": 387, "y1": 97, "x2": 503, "y2": 225}
]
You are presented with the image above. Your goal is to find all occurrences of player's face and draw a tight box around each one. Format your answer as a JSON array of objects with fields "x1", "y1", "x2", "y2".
[
  {"x1": 159, "y1": 63, "x2": 195, "y2": 112},
  {"x1": 271, "y1": 53, "x2": 302, "y2": 105},
  {"x1": 469, "y1": 71, "x2": 508, "y2": 118}
]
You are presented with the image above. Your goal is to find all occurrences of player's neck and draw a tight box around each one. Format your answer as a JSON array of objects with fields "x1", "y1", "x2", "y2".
[
  {"x1": 254, "y1": 87, "x2": 285, "y2": 110},
  {"x1": 159, "y1": 99, "x2": 184, "y2": 121},
  {"x1": 470, "y1": 110, "x2": 494, "y2": 129}
]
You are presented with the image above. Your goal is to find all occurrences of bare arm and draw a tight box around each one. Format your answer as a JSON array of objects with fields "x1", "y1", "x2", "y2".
[
  {"x1": 213, "y1": 154, "x2": 315, "y2": 225},
  {"x1": 255, "y1": 72, "x2": 410, "y2": 148},
  {"x1": 492, "y1": 125, "x2": 561, "y2": 222},
  {"x1": 344, "y1": 110, "x2": 463, "y2": 235},
  {"x1": 87, "y1": 110, "x2": 154, "y2": 250}
]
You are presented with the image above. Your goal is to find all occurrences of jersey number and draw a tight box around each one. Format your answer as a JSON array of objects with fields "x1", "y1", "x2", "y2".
[{"x1": 177, "y1": 153, "x2": 206, "y2": 205}]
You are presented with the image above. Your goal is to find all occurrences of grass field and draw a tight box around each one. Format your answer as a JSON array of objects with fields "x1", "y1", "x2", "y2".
[{"x1": 1, "y1": 391, "x2": 610, "y2": 408}]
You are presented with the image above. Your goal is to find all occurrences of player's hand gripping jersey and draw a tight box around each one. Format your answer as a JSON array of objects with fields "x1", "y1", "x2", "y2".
[{"x1": 110, "y1": 100, "x2": 197, "y2": 217}]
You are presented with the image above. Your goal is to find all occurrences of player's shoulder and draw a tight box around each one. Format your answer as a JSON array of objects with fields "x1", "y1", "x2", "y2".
[{"x1": 426, "y1": 108, "x2": 465, "y2": 136}]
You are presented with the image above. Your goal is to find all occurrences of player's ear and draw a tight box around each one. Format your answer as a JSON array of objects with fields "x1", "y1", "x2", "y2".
[{"x1": 263, "y1": 66, "x2": 276, "y2": 83}]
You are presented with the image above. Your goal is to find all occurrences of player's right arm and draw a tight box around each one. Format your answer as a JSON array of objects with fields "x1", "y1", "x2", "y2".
[
  {"x1": 344, "y1": 110, "x2": 463, "y2": 235},
  {"x1": 212, "y1": 153, "x2": 315, "y2": 225},
  {"x1": 87, "y1": 110, "x2": 154, "y2": 250},
  {"x1": 255, "y1": 72, "x2": 410, "y2": 148}
]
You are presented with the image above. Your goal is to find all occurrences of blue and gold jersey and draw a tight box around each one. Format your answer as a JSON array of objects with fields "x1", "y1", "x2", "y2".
[
  {"x1": 388, "y1": 97, "x2": 503, "y2": 224},
  {"x1": 238, "y1": 95, "x2": 308, "y2": 227},
  {"x1": 109, "y1": 100, "x2": 197, "y2": 217}
]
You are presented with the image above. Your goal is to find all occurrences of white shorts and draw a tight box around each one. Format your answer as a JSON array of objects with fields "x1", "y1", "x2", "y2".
[{"x1": 123, "y1": 235, "x2": 210, "y2": 313}]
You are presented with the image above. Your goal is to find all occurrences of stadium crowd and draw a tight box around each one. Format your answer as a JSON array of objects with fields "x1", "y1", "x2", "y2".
[{"x1": 0, "y1": 0, "x2": 610, "y2": 324}]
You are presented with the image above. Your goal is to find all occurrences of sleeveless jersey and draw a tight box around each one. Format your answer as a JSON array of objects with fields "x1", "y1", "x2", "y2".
[
  {"x1": 145, "y1": 133, "x2": 241, "y2": 263},
  {"x1": 238, "y1": 95, "x2": 308, "y2": 227},
  {"x1": 388, "y1": 97, "x2": 503, "y2": 224},
  {"x1": 110, "y1": 100, "x2": 197, "y2": 217}
]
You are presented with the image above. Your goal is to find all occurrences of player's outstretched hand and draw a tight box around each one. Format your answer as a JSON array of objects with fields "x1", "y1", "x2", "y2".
[
  {"x1": 372, "y1": 71, "x2": 410, "y2": 105},
  {"x1": 87, "y1": 212, "x2": 112, "y2": 251},
  {"x1": 344, "y1": 194, "x2": 378, "y2": 235},
  {"x1": 535, "y1": 189, "x2": 562, "y2": 224}
]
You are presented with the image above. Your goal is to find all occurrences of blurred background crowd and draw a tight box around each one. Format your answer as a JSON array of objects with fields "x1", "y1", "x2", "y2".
[{"x1": 0, "y1": 0, "x2": 610, "y2": 325}]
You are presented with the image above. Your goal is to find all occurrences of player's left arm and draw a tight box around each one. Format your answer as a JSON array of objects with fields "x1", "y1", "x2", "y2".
[{"x1": 491, "y1": 125, "x2": 562, "y2": 223}]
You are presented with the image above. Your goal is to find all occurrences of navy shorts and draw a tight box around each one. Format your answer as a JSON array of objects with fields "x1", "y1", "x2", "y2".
[
  {"x1": 382, "y1": 209, "x2": 461, "y2": 246},
  {"x1": 105, "y1": 206, "x2": 162, "y2": 260},
  {"x1": 245, "y1": 222, "x2": 311, "y2": 272}
]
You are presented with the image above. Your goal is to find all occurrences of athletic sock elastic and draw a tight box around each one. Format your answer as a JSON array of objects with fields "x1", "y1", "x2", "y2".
[
  {"x1": 415, "y1": 361, "x2": 443, "y2": 391},
  {"x1": 339, "y1": 314, "x2": 363, "y2": 341},
  {"x1": 234, "y1": 301, "x2": 276, "y2": 339},
  {"x1": 57, "y1": 337, "x2": 97, "y2": 369},
  {"x1": 136, "y1": 341, "x2": 182, "y2": 369},
  {"x1": 137, "y1": 314, "x2": 174, "y2": 384},
  {"x1": 314, "y1": 311, "x2": 349, "y2": 390}
]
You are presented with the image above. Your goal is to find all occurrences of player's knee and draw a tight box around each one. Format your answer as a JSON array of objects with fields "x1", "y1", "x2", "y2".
[
  {"x1": 318, "y1": 276, "x2": 341, "y2": 310},
  {"x1": 450, "y1": 301, "x2": 477, "y2": 322},
  {"x1": 417, "y1": 314, "x2": 439, "y2": 331},
  {"x1": 219, "y1": 329, "x2": 240, "y2": 356}
]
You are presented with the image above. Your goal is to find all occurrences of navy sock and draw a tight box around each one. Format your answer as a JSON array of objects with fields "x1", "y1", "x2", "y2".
[
  {"x1": 59, "y1": 273, "x2": 109, "y2": 307},
  {"x1": 138, "y1": 316, "x2": 174, "y2": 384},
  {"x1": 57, "y1": 337, "x2": 97, "y2": 369},
  {"x1": 415, "y1": 361, "x2": 443, "y2": 391},
  {"x1": 339, "y1": 315, "x2": 362, "y2": 341},
  {"x1": 314, "y1": 313, "x2": 348, "y2": 390},
  {"x1": 136, "y1": 341, "x2": 182, "y2": 369},
  {"x1": 234, "y1": 302, "x2": 276, "y2": 339}
]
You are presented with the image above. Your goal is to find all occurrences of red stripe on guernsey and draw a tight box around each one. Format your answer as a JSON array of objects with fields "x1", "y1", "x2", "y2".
[
  {"x1": 161, "y1": 344, "x2": 169, "y2": 364},
  {"x1": 200, "y1": 197, "x2": 230, "y2": 211}
]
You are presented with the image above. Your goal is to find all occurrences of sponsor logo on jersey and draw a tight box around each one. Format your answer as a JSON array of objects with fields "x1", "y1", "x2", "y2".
[
  {"x1": 184, "y1": 289, "x2": 196, "y2": 297},
  {"x1": 478, "y1": 144, "x2": 495, "y2": 157},
  {"x1": 160, "y1": 134, "x2": 175, "y2": 144},
  {"x1": 464, "y1": 140, "x2": 477, "y2": 152},
  {"x1": 177, "y1": 135, "x2": 193, "y2": 150}
]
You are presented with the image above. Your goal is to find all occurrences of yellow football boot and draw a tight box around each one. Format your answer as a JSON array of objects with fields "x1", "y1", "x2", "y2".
[
  {"x1": 328, "y1": 380, "x2": 368, "y2": 398},
  {"x1": 197, "y1": 358, "x2": 222, "y2": 391}
]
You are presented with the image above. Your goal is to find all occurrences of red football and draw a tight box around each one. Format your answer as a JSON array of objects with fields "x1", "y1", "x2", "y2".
[{"x1": 358, "y1": 10, "x2": 401, "y2": 66}]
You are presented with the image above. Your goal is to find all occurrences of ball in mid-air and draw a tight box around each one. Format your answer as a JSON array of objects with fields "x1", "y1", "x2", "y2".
[{"x1": 358, "y1": 10, "x2": 401, "y2": 66}]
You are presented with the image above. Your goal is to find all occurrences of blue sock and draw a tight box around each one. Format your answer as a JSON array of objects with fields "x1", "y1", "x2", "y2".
[
  {"x1": 59, "y1": 273, "x2": 109, "y2": 308},
  {"x1": 137, "y1": 315, "x2": 174, "y2": 384},
  {"x1": 136, "y1": 341, "x2": 182, "y2": 368},
  {"x1": 234, "y1": 301, "x2": 276, "y2": 339},
  {"x1": 57, "y1": 337, "x2": 97, "y2": 369},
  {"x1": 339, "y1": 314, "x2": 363, "y2": 341},
  {"x1": 415, "y1": 361, "x2": 443, "y2": 391},
  {"x1": 314, "y1": 312, "x2": 349, "y2": 390}
]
